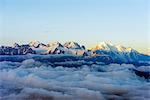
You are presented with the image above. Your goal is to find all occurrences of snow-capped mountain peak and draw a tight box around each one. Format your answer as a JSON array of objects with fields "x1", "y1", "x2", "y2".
[
  {"x1": 0, "y1": 41, "x2": 149, "y2": 63},
  {"x1": 29, "y1": 41, "x2": 46, "y2": 48},
  {"x1": 115, "y1": 45, "x2": 134, "y2": 52},
  {"x1": 115, "y1": 45, "x2": 138, "y2": 54},
  {"x1": 90, "y1": 42, "x2": 117, "y2": 51},
  {"x1": 64, "y1": 41, "x2": 82, "y2": 49},
  {"x1": 47, "y1": 41, "x2": 63, "y2": 48},
  {"x1": 89, "y1": 42, "x2": 145, "y2": 62},
  {"x1": 90, "y1": 42, "x2": 137, "y2": 53},
  {"x1": 115, "y1": 45, "x2": 126, "y2": 52}
]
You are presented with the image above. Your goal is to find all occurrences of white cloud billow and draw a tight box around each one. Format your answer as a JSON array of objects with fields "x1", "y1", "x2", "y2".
[{"x1": 0, "y1": 57, "x2": 150, "y2": 100}]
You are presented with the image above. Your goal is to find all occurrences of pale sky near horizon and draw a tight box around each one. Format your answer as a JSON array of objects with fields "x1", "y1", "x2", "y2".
[{"x1": 0, "y1": 0, "x2": 150, "y2": 54}]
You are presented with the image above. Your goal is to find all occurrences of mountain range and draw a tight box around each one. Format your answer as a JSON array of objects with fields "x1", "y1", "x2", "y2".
[{"x1": 0, "y1": 41, "x2": 150, "y2": 64}]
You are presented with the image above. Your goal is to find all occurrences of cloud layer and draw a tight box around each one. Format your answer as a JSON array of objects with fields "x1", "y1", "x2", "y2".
[{"x1": 0, "y1": 57, "x2": 150, "y2": 100}]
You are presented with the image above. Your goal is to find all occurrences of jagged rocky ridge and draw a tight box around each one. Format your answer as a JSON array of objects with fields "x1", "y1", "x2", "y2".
[
  {"x1": 0, "y1": 42, "x2": 150, "y2": 100},
  {"x1": 0, "y1": 41, "x2": 150, "y2": 63}
]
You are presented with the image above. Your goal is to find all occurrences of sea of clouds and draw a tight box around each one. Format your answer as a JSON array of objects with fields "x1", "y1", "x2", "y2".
[{"x1": 0, "y1": 56, "x2": 150, "y2": 100}]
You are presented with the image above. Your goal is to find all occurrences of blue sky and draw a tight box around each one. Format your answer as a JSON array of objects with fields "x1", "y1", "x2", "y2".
[{"x1": 0, "y1": 0, "x2": 149, "y2": 54}]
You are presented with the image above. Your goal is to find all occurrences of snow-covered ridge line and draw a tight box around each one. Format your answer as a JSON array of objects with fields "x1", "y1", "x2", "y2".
[
  {"x1": 0, "y1": 41, "x2": 89, "y2": 56},
  {"x1": 0, "y1": 41, "x2": 150, "y2": 63}
]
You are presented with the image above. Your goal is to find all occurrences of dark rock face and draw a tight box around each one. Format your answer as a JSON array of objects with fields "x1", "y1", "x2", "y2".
[
  {"x1": 47, "y1": 47, "x2": 65, "y2": 54},
  {"x1": 0, "y1": 45, "x2": 35, "y2": 55}
]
